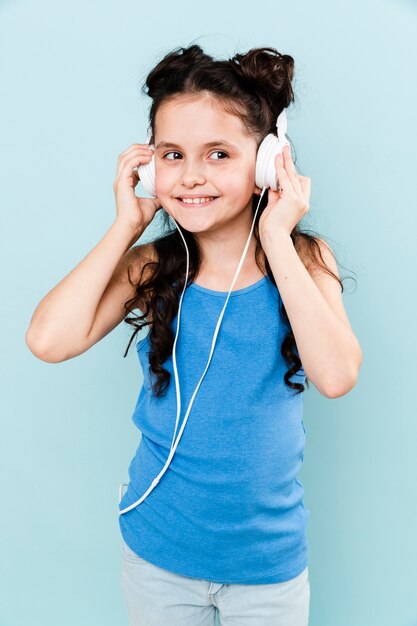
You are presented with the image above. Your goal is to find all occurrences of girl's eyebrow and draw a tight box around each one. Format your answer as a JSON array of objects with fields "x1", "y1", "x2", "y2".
[{"x1": 155, "y1": 140, "x2": 238, "y2": 150}]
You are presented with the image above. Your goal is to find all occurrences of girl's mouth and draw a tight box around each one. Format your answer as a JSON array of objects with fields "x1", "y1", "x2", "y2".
[{"x1": 176, "y1": 197, "x2": 219, "y2": 208}]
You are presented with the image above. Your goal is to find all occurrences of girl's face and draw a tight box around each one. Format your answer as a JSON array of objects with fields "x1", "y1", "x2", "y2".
[{"x1": 153, "y1": 93, "x2": 261, "y2": 234}]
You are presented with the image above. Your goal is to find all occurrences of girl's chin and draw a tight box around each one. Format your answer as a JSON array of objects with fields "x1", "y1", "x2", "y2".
[{"x1": 169, "y1": 211, "x2": 221, "y2": 233}]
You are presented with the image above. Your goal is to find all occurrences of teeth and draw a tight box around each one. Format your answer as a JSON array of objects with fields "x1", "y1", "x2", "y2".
[{"x1": 180, "y1": 197, "x2": 215, "y2": 204}]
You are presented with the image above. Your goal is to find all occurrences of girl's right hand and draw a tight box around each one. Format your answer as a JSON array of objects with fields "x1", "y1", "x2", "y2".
[{"x1": 113, "y1": 143, "x2": 162, "y2": 230}]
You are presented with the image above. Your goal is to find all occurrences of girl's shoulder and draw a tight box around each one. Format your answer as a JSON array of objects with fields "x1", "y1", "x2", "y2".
[
  {"x1": 76, "y1": 242, "x2": 158, "y2": 354},
  {"x1": 123, "y1": 241, "x2": 158, "y2": 308},
  {"x1": 126, "y1": 241, "x2": 157, "y2": 281},
  {"x1": 44, "y1": 241, "x2": 158, "y2": 360}
]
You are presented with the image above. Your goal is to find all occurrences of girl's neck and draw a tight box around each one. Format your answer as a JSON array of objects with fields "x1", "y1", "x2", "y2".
[{"x1": 194, "y1": 239, "x2": 267, "y2": 291}]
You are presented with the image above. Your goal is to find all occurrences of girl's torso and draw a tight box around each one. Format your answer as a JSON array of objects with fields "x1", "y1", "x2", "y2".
[{"x1": 118, "y1": 272, "x2": 309, "y2": 585}]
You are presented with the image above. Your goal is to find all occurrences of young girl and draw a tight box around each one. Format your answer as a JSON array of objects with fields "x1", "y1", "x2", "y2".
[{"x1": 26, "y1": 45, "x2": 362, "y2": 626}]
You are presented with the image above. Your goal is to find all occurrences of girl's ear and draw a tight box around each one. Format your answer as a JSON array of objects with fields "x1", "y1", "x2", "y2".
[{"x1": 253, "y1": 185, "x2": 262, "y2": 195}]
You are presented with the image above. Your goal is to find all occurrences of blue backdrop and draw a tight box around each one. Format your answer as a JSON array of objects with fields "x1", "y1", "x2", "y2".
[{"x1": 1, "y1": 0, "x2": 416, "y2": 624}]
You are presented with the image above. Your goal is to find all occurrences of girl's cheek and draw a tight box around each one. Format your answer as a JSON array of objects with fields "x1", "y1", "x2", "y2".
[{"x1": 155, "y1": 170, "x2": 176, "y2": 194}]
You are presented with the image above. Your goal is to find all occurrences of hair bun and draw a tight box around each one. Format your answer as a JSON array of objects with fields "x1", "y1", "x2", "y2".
[
  {"x1": 228, "y1": 47, "x2": 295, "y2": 110},
  {"x1": 143, "y1": 45, "x2": 213, "y2": 99}
]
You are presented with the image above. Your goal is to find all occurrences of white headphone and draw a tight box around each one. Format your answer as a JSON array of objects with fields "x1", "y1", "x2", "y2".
[{"x1": 118, "y1": 109, "x2": 290, "y2": 515}]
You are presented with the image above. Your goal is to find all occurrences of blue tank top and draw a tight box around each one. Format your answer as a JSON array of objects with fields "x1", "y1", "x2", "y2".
[{"x1": 118, "y1": 274, "x2": 310, "y2": 584}]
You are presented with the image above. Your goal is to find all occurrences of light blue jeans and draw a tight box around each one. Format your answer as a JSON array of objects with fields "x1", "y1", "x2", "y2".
[{"x1": 120, "y1": 537, "x2": 310, "y2": 625}]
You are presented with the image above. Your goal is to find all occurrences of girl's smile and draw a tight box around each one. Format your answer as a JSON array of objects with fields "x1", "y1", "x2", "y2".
[{"x1": 176, "y1": 196, "x2": 219, "y2": 208}]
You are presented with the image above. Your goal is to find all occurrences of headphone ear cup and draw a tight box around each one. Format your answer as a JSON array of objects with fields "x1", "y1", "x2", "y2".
[
  {"x1": 137, "y1": 144, "x2": 157, "y2": 198},
  {"x1": 256, "y1": 134, "x2": 290, "y2": 191},
  {"x1": 255, "y1": 134, "x2": 291, "y2": 191}
]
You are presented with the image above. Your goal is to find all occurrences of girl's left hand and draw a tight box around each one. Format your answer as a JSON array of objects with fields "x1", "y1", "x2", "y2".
[{"x1": 258, "y1": 144, "x2": 311, "y2": 239}]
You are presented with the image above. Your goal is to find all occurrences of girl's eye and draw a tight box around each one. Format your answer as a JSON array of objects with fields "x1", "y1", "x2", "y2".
[
  {"x1": 163, "y1": 151, "x2": 181, "y2": 160},
  {"x1": 162, "y1": 150, "x2": 229, "y2": 161},
  {"x1": 209, "y1": 151, "x2": 228, "y2": 160}
]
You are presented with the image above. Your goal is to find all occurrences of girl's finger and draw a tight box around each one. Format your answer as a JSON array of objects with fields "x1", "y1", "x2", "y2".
[
  {"x1": 299, "y1": 176, "x2": 311, "y2": 204},
  {"x1": 117, "y1": 145, "x2": 153, "y2": 165},
  {"x1": 119, "y1": 143, "x2": 151, "y2": 158},
  {"x1": 282, "y1": 145, "x2": 303, "y2": 194},
  {"x1": 275, "y1": 153, "x2": 293, "y2": 194},
  {"x1": 115, "y1": 151, "x2": 153, "y2": 184},
  {"x1": 116, "y1": 147, "x2": 153, "y2": 179}
]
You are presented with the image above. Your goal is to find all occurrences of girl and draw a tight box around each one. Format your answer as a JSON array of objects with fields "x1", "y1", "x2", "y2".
[{"x1": 26, "y1": 45, "x2": 362, "y2": 625}]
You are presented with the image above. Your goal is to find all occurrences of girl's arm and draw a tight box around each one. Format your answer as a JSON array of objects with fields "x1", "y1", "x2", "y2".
[
  {"x1": 26, "y1": 141, "x2": 160, "y2": 363},
  {"x1": 261, "y1": 230, "x2": 362, "y2": 398},
  {"x1": 25, "y1": 219, "x2": 151, "y2": 363}
]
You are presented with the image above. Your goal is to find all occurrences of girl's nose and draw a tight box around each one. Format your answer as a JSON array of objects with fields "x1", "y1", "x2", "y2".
[{"x1": 180, "y1": 162, "x2": 206, "y2": 187}]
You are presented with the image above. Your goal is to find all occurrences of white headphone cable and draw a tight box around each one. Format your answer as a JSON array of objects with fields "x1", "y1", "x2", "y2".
[{"x1": 118, "y1": 187, "x2": 267, "y2": 515}]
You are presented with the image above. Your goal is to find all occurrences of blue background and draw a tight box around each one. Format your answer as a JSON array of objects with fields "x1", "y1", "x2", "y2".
[{"x1": 1, "y1": 0, "x2": 416, "y2": 624}]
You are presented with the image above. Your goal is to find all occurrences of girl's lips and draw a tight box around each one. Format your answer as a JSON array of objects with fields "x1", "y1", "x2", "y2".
[{"x1": 176, "y1": 197, "x2": 219, "y2": 208}]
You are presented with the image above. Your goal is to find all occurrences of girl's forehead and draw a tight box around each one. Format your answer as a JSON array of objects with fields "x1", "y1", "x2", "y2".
[{"x1": 154, "y1": 96, "x2": 248, "y2": 141}]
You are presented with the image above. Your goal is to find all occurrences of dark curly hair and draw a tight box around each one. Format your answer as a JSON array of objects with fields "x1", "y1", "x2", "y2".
[{"x1": 122, "y1": 44, "x2": 353, "y2": 397}]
